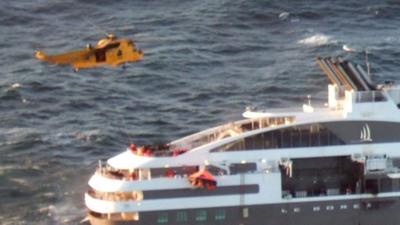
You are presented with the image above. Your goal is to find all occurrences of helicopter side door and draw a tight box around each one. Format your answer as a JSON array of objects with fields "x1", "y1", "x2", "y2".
[
  {"x1": 95, "y1": 49, "x2": 106, "y2": 62},
  {"x1": 95, "y1": 42, "x2": 121, "y2": 63}
]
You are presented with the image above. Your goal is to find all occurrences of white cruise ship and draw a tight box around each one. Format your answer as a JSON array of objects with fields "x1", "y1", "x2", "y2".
[{"x1": 85, "y1": 57, "x2": 400, "y2": 225}]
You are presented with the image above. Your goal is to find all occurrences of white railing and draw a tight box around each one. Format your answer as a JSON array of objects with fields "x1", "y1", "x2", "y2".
[
  {"x1": 170, "y1": 116, "x2": 295, "y2": 150},
  {"x1": 354, "y1": 91, "x2": 386, "y2": 103}
]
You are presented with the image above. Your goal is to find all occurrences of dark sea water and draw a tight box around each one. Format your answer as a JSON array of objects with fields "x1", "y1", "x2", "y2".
[{"x1": 1, "y1": 0, "x2": 400, "y2": 224}]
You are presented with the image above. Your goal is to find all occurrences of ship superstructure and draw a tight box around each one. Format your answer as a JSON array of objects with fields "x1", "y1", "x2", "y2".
[{"x1": 85, "y1": 57, "x2": 400, "y2": 225}]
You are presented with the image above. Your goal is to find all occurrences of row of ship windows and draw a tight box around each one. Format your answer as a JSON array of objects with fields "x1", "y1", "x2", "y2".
[
  {"x1": 211, "y1": 121, "x2": 400, "y2": 152},
  {"x1": 281, "y1": 203, "x2": 371, "y2": 214},
  {"x1": 156, "y1": 203, "x2": 369, "y2": 223},
  {"x1": 157, "y1": 209, "x2": 228, "y2": 223},
  {"x1": 212, "y1": 124, "x2": 346, "y2": 152}
]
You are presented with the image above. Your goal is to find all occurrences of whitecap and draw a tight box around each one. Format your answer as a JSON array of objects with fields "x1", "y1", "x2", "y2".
[
  {"x1": 298, "y1": 34, "x2": 335, "y2": 46},
  {"x1": 42, "y1": 192, "x2": 56, "y2": 198},
  {"x1": 47, "y1": 202, "x2": 85, "y2": 224},
  {"x1": 0, "y1": 165, "x2": 17, "y2": 175},
  {"x1": 38, "y1": 206, "x2": 50, "y2": 213},
  {"x1": 343, "y1": 44, "x2": 357, "y2": 52},
  {"x1": 11, "y1": 83, "x2": 21, "y2": 89},
  {"x1": 0, "y1": 127, "x2": 41, "y2": 146},
  {"x1": 9, "y1": 178, "x2": 30, "y2": 187},
  {"x1": 278, "y1": 12, "x2": 290, "y2": 20},
  {"x1": 75, "y1": 129, "x2": 102, "y2": 142}
]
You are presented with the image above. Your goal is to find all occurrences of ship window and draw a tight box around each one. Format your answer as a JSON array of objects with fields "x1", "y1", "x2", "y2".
[
  {"x1": 215, "y1": 209, "x2": 226, "y2": 220},
  {"x1": 157, "y1": 213, "x2": 168, "y2": 223},
  {"x1": 142, "y1": 184, "x2": 259, "y2": 199},
  {"x1": 380, "y1": 178, "x2": 393, "y2": 192},
  {"x1": 195, "y1": 210, "x2": 207, "y2": 222},
  {"x1": 280, "y1": 129, "x2": 289, "y2": 148},
  {"x1": 211, "y1": 120, "x2": 400, "y2": 152},
  {"x1": 206, "y1": 165, "x2": 228, "y2": 175},
  {"x1": 310, "y1": 128, "x2": 320, "y2": 146},
  {"x1": 242, "y1": 207, "x2": 249, "y2": 218},
  {"x1": 229, "y1": 163, "x2": 257, "y2": 174},
  {"x1": 209, "y1": 121, "x2": 400, "y2": 152},
  {"x1": 176, "y1": 211, "x2": 187, "y2": 222},
  {"x1": 290, "y1": 130, "x2": 301, "y2": 147},
  {"x1": 300, "y1": 129, "x2": 311, "y2": 147},
  {"x1": 353, "y1": 204, "x2": 360, "y2": 209},
  {"x1": 366, "y1": 179, "x2": 379, "y2": 194},
  {"x1": 319, "y1": 129, "x2": 330, "y2": 146},
  {"x1": 313, "y1": 206, "x2": 320, "y2": 211}
]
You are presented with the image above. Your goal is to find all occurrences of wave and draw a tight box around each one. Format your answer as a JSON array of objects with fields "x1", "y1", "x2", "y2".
[
  {"x1": 0, "y1": 127, "x2": 43, "y2": 146},
  {"x1": 10, "y1": 83, "x2": 21, "y2": 89},
  {"x1": 46, "y1": 202, "x2": 86, "y2": 225},
  {"x1": 74, "y1": 129, "x2": 103, "y2": 142},
  {"x1": 278, "y1": 12, "x2": 290, "y2": 20},
  {"x1": 298, "y1": 34, "x2": 336, "y2": 46}
]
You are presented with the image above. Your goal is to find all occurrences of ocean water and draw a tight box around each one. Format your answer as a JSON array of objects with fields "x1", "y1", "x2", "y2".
[{"x1": 1, "y1": 0, "x2": 400, "y2": 224}]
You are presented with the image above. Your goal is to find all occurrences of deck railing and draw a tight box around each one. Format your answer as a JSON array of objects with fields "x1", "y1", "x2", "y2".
[
  {"x1": 170, "y1": 116, "x2": 295, "y2": 150},
  {"x1": 354, "y1": 91, "x2": 386, "y2": 103}
]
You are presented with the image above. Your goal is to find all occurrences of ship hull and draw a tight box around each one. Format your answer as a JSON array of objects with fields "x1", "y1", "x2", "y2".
[{"x1": 89, "y1": 196, "x2": 400, "y2": 225}]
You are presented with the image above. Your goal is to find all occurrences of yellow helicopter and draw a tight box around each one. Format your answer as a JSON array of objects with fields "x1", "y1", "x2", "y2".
[{"x1": 35, "y1": 34, "x2": 143, "y2": 70}]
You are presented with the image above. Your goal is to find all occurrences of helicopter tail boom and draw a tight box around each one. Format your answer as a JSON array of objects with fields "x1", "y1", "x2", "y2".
[{"x1": 35, "y1": 49, "x2": 91, "y2": 65}]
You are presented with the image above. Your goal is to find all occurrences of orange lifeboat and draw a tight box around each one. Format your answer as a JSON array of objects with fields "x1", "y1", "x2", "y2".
[{"x1": 189, "y1": 169, "x2": 217, "y2": 190}]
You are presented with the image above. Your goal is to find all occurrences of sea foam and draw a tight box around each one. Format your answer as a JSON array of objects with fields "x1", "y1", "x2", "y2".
[{"x1": 298, "y1": 34, "x2": 335, "y2": 46}]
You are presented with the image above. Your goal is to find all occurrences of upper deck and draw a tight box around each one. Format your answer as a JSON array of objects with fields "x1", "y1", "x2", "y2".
[
  {"x1": 318, "y1": 57, "x2": 400, "y2": 120},
  {"x1": 107, "y1": 57, "x2": 400, "y2": 170},
  {"x1": 169, "y1": 115, "x2": 295, "y2": 150}
]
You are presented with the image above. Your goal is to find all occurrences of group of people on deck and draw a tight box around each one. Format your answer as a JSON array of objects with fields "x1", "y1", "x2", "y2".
[
  {"x1": 129, "y1": 143, "x2": 188, "y2": 157},
  {"x1": 129, "y1": 143, "x2": 154, "y2": 156}
]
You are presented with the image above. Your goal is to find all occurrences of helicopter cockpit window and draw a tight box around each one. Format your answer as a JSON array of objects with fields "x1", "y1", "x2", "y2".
[{"x1": 102, "y1": 42, "x2": 121, "y2": 50}]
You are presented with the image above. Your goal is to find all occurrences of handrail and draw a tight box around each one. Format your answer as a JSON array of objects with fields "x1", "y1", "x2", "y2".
[{"x1": 354, "y1": 91, "x2": 386, "y2": 103}]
